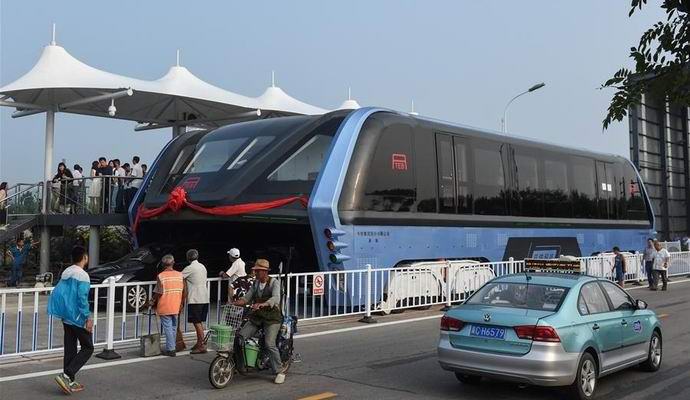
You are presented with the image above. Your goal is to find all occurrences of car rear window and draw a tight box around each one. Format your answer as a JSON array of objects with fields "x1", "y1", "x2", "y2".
[{"x1": 466, "y1": 282, "x2": 569, "y2": 311}]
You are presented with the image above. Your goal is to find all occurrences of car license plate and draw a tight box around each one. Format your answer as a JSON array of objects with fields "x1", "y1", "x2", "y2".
[{"x1": 469, "y1": 325, "x2": 506, "y2": 340}]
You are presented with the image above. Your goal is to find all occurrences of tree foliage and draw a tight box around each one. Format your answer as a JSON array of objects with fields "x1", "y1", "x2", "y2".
[{"x1": 602, "y1": 0, "x2": 690, "y2": 129}]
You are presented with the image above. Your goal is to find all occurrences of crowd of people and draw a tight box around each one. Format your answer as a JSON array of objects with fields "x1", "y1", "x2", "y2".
[
  {"x1": 47, "y1": 245, "x2": 287, "y2": 395},
  {"x1": 608, "y1": 238, "x2": 670, "y2": 290},
  {"x1": 50, "y1": 156, "x2": 147, "y2": 214}
]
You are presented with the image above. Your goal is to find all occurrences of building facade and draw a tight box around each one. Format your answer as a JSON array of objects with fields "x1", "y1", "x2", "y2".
[{"x1": 629, "y1": 94, "x2": 690, "y2": 240}]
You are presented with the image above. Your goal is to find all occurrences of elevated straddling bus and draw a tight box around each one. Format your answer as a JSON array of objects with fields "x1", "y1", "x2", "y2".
[{"x1": 130, "y1": 107, "x2": 654, "y2": 274}]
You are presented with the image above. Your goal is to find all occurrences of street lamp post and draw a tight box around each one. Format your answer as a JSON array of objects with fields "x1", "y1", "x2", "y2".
[{"x1": 501, "y1": 82, "x2": 545, "y2": 133}]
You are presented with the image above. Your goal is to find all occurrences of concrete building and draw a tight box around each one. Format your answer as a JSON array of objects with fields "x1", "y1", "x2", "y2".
[{"x1": 629, "y1": 94, "x2": 690, "y2": 240}]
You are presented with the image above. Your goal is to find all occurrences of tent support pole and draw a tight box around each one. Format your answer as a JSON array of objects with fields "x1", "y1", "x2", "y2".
[
  {"x1": 172, "y1": 125, "x2": 185, "y2": 139},
  {"x1": 40, "y1": 109, "x2": 54, "y2": 274}
]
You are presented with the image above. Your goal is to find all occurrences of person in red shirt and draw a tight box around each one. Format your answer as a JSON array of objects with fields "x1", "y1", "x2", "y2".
[{"x1": 150, "y1": 254, "x2": 184, "y2": 356}]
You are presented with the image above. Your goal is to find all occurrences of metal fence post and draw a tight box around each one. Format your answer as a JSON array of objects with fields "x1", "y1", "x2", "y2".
[
  {"x1": 359, "y1": 264, "x2": 376, "y2": 324},
  {"x1": 442, "y1": 262, "x2": 452, "y2": 311},
  {"x1": 96, "y1": 278, "x2": 121, "y2": 359},
  {"x1": 509, "y1": 257, "x2": 515, "y2": 274}
]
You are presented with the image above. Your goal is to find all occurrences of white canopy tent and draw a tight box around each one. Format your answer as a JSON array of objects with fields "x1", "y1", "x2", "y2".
[{"x1": 0, "y1": 32, "x2": 360, "y2": 272}]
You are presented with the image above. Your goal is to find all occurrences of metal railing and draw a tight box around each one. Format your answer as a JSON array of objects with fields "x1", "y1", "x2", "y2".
[
  {"x1": 1, "y1": 177, "x2": 144, "y2": 221},
  {"x1": 1, "y1": 251, "x2": 689, "y2": 359},
  {"x1": 46, "y1": 176, "x2": 143, "y2": 215},
  {"x1": 3, "y1": 182, "x2": 43, "y2": 218}
]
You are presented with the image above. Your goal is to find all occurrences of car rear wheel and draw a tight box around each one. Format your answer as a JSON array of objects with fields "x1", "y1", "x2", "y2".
[
  {"x1": 454, "y1": 373, "x2": 481, "y2": 385},
  {"x1": 640, "y1": 331, "x2": 662, "y2": 372},
  {"x1": 568, "y1": 352, "x2": 597, "y2": 400}
]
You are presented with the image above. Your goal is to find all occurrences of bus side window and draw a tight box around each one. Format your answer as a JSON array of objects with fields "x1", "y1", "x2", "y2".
[
  {"x1": 436, "y1": 134, "x2": 456, "y2": 213},
  {"x1": 513, "y1": 146, "x2": 543, "y2": 217},
  {"x1": 544, "y1": 156, "x2": 572, "y2": 218},
  {"x1": 454, "y1": 138, "x2": 473, "y2": 214},
  {"x1": 571, "y1": 157, "x2": 598, "y2": 219},
  {"x1": 472, "y1": 139, "x2": 508, "y2": 215}
]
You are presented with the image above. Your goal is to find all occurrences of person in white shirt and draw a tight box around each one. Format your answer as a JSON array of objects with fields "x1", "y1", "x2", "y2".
[
  {"x1": 72, "y1": 165, "x2": 84, "y2": 214},
  {"x1": 219, "y1": 248, "x2": 246, "y2": 302},
  {"x1": 124, "y1": 156, "x2": 144, "y2": 210},
  {"x1": 181, "y1": 249, "x2": 209, "y2": 353},
  {"x1": 112, "y1": 159, "x2": 126, "y2": 213},
  {"x1": 652, "y1": 240, "x2": 670, "y2": 291},
  {"x1": 130, "y1": 156, "x2": 143, "y2": 189}
]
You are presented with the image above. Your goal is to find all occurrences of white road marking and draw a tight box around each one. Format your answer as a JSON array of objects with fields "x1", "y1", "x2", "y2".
[
  {"x1": 0, "y1": 351, "x2": 191, "y2": 382},
  {"x1": 295, "y1": 315, "x2": 442, "y2": 339},
  {"x1": 0, "y1": 314, "x2": 443, "y2": 382}
]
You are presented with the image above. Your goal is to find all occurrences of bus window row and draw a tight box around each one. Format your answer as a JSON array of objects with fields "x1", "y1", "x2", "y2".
[{"x1": 342, "y1": 113, "x2": 649, "y2": 222}]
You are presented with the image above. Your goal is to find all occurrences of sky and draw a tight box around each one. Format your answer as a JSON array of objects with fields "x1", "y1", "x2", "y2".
[{"x1": 0, "y1": 1, "x2": 666, "y2": 184}]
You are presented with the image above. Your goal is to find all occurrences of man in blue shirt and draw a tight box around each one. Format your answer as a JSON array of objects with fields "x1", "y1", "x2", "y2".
[
  {"x1": 48, "y1": 246, "x2": 93, "y2": 395},
  {"x1": 6, "y1": 238, "x2": 34, "y2": 287}
]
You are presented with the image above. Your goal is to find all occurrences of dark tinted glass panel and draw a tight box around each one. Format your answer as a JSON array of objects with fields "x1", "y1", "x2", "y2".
[
  {"x1": 436, "y1": 134, "x2": 456, "y2": 213},
  {"x1": 571, "y1": 157, "x2": 597, "y2": 219},
  {"x1": 600, "y1": 281, "x2": 634, "y2": 311},
  {"x1": 362, "y1": 123, "x2": 416, "y2": 212},
  {"x1": 621, "y1": 162, "x2": 648, "y2": 220},
  {"x1": 454, "y1": 138, "x2": 473, "y2": 214},
  {"x1": 596, "y1": 161, "x2": 618, "y2": 219},
  {"x1": 473, "y1": 140, "x2": 508, "y2": 215},
  {"x1": 514, "y1": 148, "x2": 543, "y2": 217},
  {"x1": 579, "y1": 283, "x2": 610, "y2": 314},
  {"x1": 267, "y1": 135, "x2": 331, "y2": 181},
  {"x1": 544, "y1": 156, "x2": 572, "y2": 218},
  {"x1": 415, "y1": 126, "x2": 437, "y2": 213}
]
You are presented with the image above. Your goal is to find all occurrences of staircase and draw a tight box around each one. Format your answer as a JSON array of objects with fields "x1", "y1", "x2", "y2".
[
  {"x1": 1, "y1": 182, "x2": 43, "y2": 243},
  {"x1": 0, "y1": 214, "x2": 39, "y2": 243}
]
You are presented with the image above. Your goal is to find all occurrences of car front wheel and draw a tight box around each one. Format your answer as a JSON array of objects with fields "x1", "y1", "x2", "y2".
[
  {"x1": 568, "y1": 352, "x2": 597, "y2": 400},
  {"x1": 640, "y1": 331, "x2": 662, "y2": 372},
  {"x1": 126, "y1": 285, "x2": 149, "y2": 311}
]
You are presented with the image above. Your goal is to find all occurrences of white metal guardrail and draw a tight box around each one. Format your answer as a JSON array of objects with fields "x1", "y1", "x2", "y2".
[{"x1": 1, "y1": 252, "x2": 690, "y2": 359}]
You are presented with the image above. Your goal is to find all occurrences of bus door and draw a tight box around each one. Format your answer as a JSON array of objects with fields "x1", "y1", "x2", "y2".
[
  {"x1": 596, "y1": 161, "x2": 616, "y2": 219},
  {"x1": 436, "y1": 133, "x2": 456, "y2": 213},
  {"x1": 435, "y1": 133, "x2": 473, "y2": 214}
]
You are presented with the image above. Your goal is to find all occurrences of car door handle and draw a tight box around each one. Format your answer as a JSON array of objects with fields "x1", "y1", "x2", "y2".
[
  {"x1": 621, "y1": 320, "x2": 628, "y2": 326},
  {"x1": 592, "y1": 324, "x2": 600, "y2": 331}
]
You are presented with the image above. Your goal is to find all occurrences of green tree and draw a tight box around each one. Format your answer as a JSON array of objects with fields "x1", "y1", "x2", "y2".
[{"x1": 602, "y1": 0, "x2": 690, "y2": 129}]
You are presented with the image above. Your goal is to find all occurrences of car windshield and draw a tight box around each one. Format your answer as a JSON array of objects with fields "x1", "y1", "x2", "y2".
[{"x1": 466, "y1": 282, "x2": 569, "y2": 311}]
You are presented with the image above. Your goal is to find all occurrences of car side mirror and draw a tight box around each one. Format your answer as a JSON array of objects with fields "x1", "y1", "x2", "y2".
[{"x1": 636, "y1": 299, "x2": 648, "y2": 310}]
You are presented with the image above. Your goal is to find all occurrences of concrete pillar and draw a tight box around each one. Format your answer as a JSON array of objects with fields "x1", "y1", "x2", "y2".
[
  {"x1": 39, "y1": 109, "x2": 55, "y2": 274},
  {"x1": 40, "y1": 226, "x2": 50, "y2": 274},
  {"x1": 89, "y1": 226, "x2": 100, "y2": 268}
]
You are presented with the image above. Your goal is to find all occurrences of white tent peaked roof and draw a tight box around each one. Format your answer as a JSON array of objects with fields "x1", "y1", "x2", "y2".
[
  {"x1": 338, "y1": 99, "x2": 361, "y2": 110},
  {"x1": 0, "y1": 44, "x2": 147, "y2": 93},
  {"x1": 0, "y1": 43, "x2": 328, "y2": 129},
  {"x1": 257, "y1": 86, "x2": 327, "y2": 115}
]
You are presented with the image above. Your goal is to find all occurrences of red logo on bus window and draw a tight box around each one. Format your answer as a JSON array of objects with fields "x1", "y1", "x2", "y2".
[
  {"x1": 629, "y1": 181, "x2": 639, "y2": 195},
  {"x1": 182, "y1": 177, "x2": 201, "y2": 190},
  {"x1": 391, "y1": 154, "x2": 408, "y2": 171}
]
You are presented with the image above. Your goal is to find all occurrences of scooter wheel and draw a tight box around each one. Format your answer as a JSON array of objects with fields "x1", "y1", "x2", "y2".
[{"x1": 209, "y1": 355, "x2": 234, "y2": 389}]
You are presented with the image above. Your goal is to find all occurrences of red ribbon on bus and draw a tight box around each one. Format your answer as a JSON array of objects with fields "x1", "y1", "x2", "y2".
[{"x1": 132, "y1": 186, "x2": 308, "y2": 232}]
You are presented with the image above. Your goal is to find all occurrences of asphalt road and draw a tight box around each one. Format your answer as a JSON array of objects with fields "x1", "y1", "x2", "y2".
[{"x1": 1, "y1": 279, "x2": 689, "y2": 400}]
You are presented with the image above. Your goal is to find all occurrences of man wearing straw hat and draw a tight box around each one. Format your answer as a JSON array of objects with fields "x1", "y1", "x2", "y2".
[{"x1": 233, "y1": 258, "x2": 286, "y2": 384}]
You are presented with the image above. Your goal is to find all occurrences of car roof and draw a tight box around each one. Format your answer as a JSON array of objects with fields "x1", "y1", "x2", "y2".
[{"x1": 493, "y1": 272, "x2": 598, "y2": 288}]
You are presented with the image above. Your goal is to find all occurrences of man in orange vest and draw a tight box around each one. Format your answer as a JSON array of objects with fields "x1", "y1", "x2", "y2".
[{"x1": 151, "y1": 254, "x2": 184, "y2": 356}]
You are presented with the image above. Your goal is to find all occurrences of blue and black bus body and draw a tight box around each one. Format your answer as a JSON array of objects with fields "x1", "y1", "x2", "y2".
[{"x1": 130, "y1": 107, "x2": 654, "y2": 274}]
